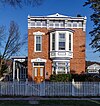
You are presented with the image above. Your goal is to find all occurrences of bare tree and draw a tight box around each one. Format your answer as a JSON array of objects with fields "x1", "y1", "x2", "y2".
[
  {"x1": 0, "y1": 21, "x2": 26, "y2": 77},
  {"x1": 2, "y1": 21, "x2": 22, "y2": 59},
  {"x1": 0, "y1": 26, "x2": 5, "y2": 48},
  {"x1": 0, "y1": 0, "x2": 44, "y2": 8}
]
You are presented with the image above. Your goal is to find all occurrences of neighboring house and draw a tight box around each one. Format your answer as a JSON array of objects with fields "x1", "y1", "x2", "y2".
[
  {"x1": 28, "y1": 13, "x2": 86, "y2": 83},
  {"x1": 87, "y1": 63, "x2": 100, "y2": 74},
  {"x1": 11, "y1": 56, "x2": 28, "y2": 81},
  {"x1": 0, "y1": 59, "x2": 12, "y2": 81}
]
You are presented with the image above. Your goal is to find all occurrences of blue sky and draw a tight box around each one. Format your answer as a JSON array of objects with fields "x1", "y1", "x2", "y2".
[{"x1": 0, "y1": 0, "x2": 100, "y2": 62}]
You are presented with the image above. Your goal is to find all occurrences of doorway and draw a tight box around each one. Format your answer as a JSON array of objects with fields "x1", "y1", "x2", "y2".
[{"x1": 33, "y1": 62, "x2": 45, "y2": 83}]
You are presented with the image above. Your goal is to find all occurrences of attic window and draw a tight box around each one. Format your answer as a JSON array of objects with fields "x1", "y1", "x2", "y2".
[{"x1": 56, "y1": 13, "x2": 59, "y2": 16}]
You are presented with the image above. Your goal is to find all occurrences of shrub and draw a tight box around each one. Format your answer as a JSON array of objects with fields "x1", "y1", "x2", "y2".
[{"x1": 50, "y1": 74, "x2": 72, "y2": 82}]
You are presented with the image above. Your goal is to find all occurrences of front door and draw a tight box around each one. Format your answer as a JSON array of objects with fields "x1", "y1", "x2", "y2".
[{"x1": 34, "y1": 67, "x2": 44, "y2": 83}]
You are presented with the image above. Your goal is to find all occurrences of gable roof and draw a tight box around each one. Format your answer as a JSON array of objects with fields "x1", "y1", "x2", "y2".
[{"x1": 86, "y1": 61, "x2": 100, "y2": 67}]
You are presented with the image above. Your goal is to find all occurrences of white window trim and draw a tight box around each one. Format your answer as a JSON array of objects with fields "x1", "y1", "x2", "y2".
[
  {"x1": 58, "y1": 32, "x2": 66, "y2": 51},
  {"x1": 33, "y1": 31, "x2": 45, "y2": 35},
  {"x1": 34, "y1": 35, "x2": 42, "y2": 52},
  {"x1": 33, "y1": 31, "x2": 45, "y2": 52}
]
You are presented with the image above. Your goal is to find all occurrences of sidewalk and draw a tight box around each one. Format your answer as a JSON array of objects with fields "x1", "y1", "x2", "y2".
[{"x1": 0, "y1": 97, "x2": 100, "y2": 101}]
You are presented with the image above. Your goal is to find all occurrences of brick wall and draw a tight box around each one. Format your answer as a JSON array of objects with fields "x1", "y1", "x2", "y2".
[
  {"x1": 70, "y1": 28, "x2": 86, "y2": 74},
  {"x1": 28, "y1": 28, "x2": 52, "y2": 80},
  {"x1": 28, "y1": 28, "x2": 86, "y2": 80}
]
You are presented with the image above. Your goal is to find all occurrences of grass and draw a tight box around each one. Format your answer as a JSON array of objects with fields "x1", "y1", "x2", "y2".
[
  {"x1": 0, "y1": 100, "x2": 31, "y2": 106},
  {"x1": 0, "y1": 100, "x2": 99, "y2": 106},
  {"x1": 39, "y1": 100, "x2": 100, "y2": 106}
]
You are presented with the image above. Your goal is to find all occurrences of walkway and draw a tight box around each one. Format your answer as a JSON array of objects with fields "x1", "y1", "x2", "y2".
[{"x1": 0, "y1": 97, "x2": 100, "y2": 101}]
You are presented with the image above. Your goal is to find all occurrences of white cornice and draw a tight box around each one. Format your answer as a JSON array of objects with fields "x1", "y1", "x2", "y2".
[
  {"x1": 33, "y1": 31, "x2": 45, "y2": 35},
  {"x1": 31, "y1": 58, "x2": 47, "y2": 63}
]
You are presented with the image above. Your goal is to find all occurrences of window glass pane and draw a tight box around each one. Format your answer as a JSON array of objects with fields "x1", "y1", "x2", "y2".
[
  {"x1": 34, "y1": 63, "x2": 38, "y2": 66},
  {"x1": 36, "y1": 21, "x2": 41, "y2": 26},
  {"x1": 36, "y1": 36, "x2": 41, "y2": 44},
  {"x1": 79, "y1": 22, "x2": 82, "y2": 27},
  {"x1": 40, "y1": 68, "x2": 43, "y2": 76},
  {"x1": 36, "y1": 44, "x2": 41, "y2": 51},
  {"x1": 49, "y1": 21, "x2": 53, "y2": 26},
  {"x1": 40, "y1": 62, "x2": 44, "y2": 66},
  {"x1": 42, "y1": 21, "x2": 46, "y2": 26},
  {"x1": 73, "y1": 22, "x2": 77, "y2": 27},
  {"x1": 60, "y1": 21, "x2": 64, "y2": 27},
  {"x1": 67, "y1": 22, "x2": 71, "y2": 27},
  {"x1": 36, "y1": 36, "x2": 42, "y2": 51},
  {"x1": 59, "y1": 33, "x2": 65, "y2": 50},
  {"x1": 55, "y1": 21, "x2": 59, "y2": 27},
  {"x1": 57, "y1": 62, "x2": 66, "y2": 74},
  {"x1": 34, "y1": 68, "x2": 37, "y2": 76},
  {"x1": 52, "y1": 33, "x2": 55, "y2": 50},
  {"x1": 31, "y1": 21, "x2": 35, "y2": 26},
  {"x1": 34, "y1": 62, "x2": 44, "y2": 66}
]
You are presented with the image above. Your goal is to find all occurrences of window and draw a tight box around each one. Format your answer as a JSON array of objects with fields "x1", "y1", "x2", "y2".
[
  {"x1": 42, "y1": 21, "x2": 46, "y2": 26},
  {"x1": 55, "y1": 21, "x2": 59, "y2": 28},
  {"x1": 69, "y1": 34, "x2": 71, "y2": 51},
  {"x1": 59, "y1": 33, "x2": 65, "y2": 50},
  {"x1": 79, "y1": 22, "x2": 82, "y2": 27},
  {"x1": 52, "y1": 33, "x2": 55, "y2": 50},
  {"x1": 34, "y1": 68, "x2": 37, "y2": 76},
  {"x1": 36, "y1": 21, "x2": 41, "y2": 26},
  {"x1": 49, "y1": 21, "x2": 53, "y2": 27},
  {"x1": 60, "y1": 21, "x2": 64, "y2": 27},
  {"x1": 35, "y1": 35, "x2": 42, "y2": 51},
  {"x1": 73, "y1": 22, "x2": 77, "y2": 27},
  {"x1": 31, "y1": 21, "x2": 35, "y2": 26},
  {"x1": 57, "y1": 62, "x2": 66, "y2": 74},
  {"x1": 19, "y1": 67, "x2": 27, "y2": 79},
  {"x1": 67, "y1": 22, "x2": 72, "y2": 27},
  {"x1": 34, "y1": 62, "x2": 44, "y2": 66},
  {"x1": 40, "y1": 68, "x2": 43, "y2": 76}
]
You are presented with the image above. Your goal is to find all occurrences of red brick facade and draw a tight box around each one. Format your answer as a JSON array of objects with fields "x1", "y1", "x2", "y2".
[
  {"x1": 28, "y1": 27, "x2": 86, "y2": 80},
  {"x1": 70, "y1": 28, "x2": 86, "y2": 74},
  {"x1": 28, "y1": 28, "x2": 52, "y2": 80},
  {"x1": 28, "y1": 14, "x2": 86, "y2": 81}
]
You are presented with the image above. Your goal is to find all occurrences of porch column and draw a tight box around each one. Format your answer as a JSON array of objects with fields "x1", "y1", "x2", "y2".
[
  {"x1": 13, "y1": 60, "x2": 15, "y2": 81},
  {"x1": 17, "y1": 68, "x2": 19, "y2": 81}
]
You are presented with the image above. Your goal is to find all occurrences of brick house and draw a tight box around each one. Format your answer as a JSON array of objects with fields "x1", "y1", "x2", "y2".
[{"x1": 28, "y1": 13, "x2": 86, "y2": 83}]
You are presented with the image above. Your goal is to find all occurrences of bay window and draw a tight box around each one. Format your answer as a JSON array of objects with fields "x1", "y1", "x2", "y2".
[
  {"x1": 59, "y1": 33, "x2": 65, "y2": 50},
  {"x1": 57, "y1": 62, "x2": 66, "y2": 74}
]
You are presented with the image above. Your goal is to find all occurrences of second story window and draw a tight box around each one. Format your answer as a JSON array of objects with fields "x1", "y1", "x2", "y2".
[
  {"x1": 35, "y1": 35, "x2": 42, "y2": 52},
  {"x1": 52, "y1": 33, "x2": 55, "y2": 50},
  {"x1": 59, "y1": 33, "x2": 65, "y2": 50}
]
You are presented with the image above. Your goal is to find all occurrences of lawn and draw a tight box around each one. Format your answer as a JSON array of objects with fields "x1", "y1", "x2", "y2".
[
  {"x1": 0, "y1": 100, "x2": 99, "y2": 106},
  {"x1": 39, "y1": 100, "x2": 100, "y2": 106}
]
